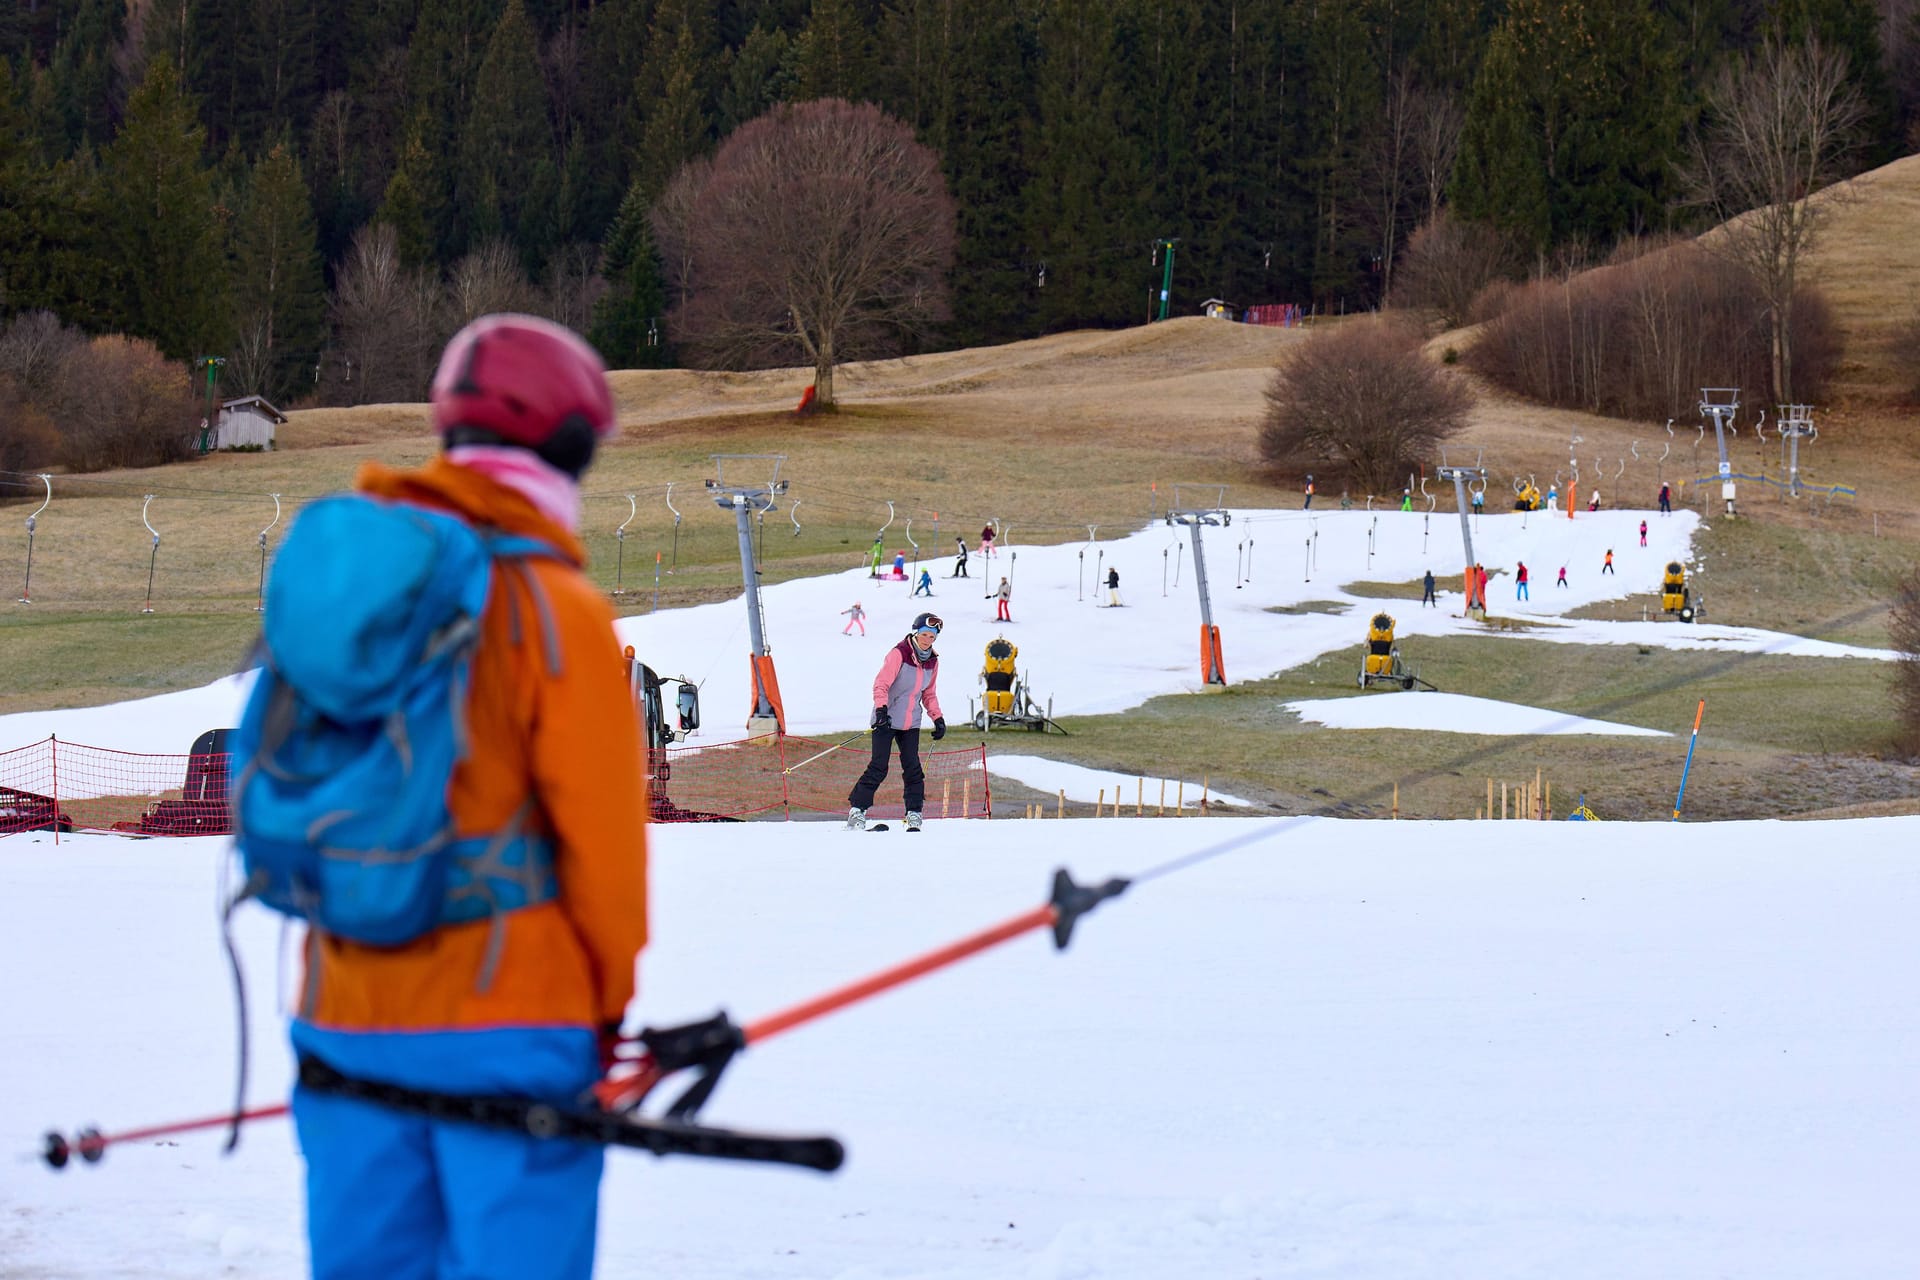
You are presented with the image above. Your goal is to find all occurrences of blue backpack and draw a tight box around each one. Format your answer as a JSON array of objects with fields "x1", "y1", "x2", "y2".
[{"x1": 231, "y1": 493, "x2": 561, "y2": 948}]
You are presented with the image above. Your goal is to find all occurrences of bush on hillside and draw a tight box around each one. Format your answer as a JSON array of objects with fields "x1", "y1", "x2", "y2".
[
  {"x1": 54, "y1": 337, "x2": 197, "y2": 471},
  {"x1": 1899, "y1": 308, "x2": 1920, "y2": 403},
  {"x1": 1466, "y1": 241, "x2": 1841, "y2": 420},
  {"x1": 1389, "y1": 212, "x2": 1521, "y2": 328},
  {"x1": 0, "y1": 376, "x2": 61, "y2": 476},
  {"x1": 1892, "y1": 568, "x2": 1920, "y2": 759},
  {"x1": 1259, "y1": 317, "x2": 1474, "y2": 494}
]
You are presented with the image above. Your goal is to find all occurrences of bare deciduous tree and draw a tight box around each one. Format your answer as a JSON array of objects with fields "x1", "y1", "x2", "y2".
[
  {"x1": 1680, "y1": 38, "x2": 1868, "y2": 403},
  {"x1": 649, "y1": 156, "x2": 710, "y2": 313},
  {"x1": 0, "y1": 310, "x2": 87, "y2": 403},
  {"x1": 1389, "y1": 211, "x2": 1518, "y2": 326},
  {"x1": 665, "y1": 98, "x2": 956, "y2": 406},
  {"x1": 328, "y1": 222, "x2": 438, "y2": 404},
  {"x1": 1411, "y1": 84, "x2": 1464, "y2": 225},
  {"x1": 447, "y1": 238, "x2": 539, "y2": 328},
  {"x1": 1259, "y1": 318, "x2": 1474, "y2": 494},
  {"x1": 543, "y1": 241, "x2": 608, "y2": 337}
]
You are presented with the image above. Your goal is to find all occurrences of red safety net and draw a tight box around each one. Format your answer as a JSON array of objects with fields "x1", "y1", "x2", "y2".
[
  {"x1": 0, "y1": 734, "x2": 991, "y2": 836},
  {"x1": 0, "y1": 737, "x2": 230, "y2": 837},
  {"x1": 652, "y1": 734, "x2": 990, "y2": 822}
]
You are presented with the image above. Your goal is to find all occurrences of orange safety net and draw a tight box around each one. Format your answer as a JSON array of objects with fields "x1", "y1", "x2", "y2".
[{"x1": 0, "y1": 733, "x2": 992, "y2": 836}]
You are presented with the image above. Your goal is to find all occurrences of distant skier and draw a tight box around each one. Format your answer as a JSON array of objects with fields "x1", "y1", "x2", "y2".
[
  {"x1": 847, "y1": 612, "x2": 945, "y2": 833},
  {"x1": 1421, "y1": 569, "x2": 1436, "y2": 607},
  {"x1": 913, "y1": 568, "x2": 933, "y2": 597},
  {"x1": 1546, "y1": 484, "x2": 1559, "y2": 512},
  {"x1": 993, "y1": 577, "x2": 1012, "y2": 622},
  {"x1": 951, "y1": 536, "x2": 970, "y2": 578},
  {"x1": 841, "y1": 600, "x2": 866, "y2": 635},
  {"x1": 1640, "y1": 519, "x2": 1649, "y2": 547},
  {"x1": 867, "y1": 536, "x2": 884, "y2": 577},
  {"x1": 979, "y1": 523, "x2": 996, "y2": 558},
  {"x1": 1556, "y1": 566, "x2": 1568, "y2": 588},
  {"x1": 1303, "y1": 475, "x2": 1315, "y2": 510},
  {"x1": 1658, "y1": 482, "x2": 1672, "y2": 515},
  {"x1": 1588, "y1": 489, "x2": 1602, "y2": 513},
  {"x1": 1471, "y1": 488, "x2": 1485, "y2": 516},
  {"x1": 1602, "y1": 548, "x2": 1615, "y2": 575},
  {"x1": 1400, "y1": 488, "x2": 1413, "y2": 512},
  {"x1": 1106, "y1": 566, "x2": 1122, "y2": 606},
  {"x1": 1516, "y1": 561, "x2": 1530, "y2": 601},
  {"x1": 891, "y1": 551, "x2": 907, "y2": 580}
]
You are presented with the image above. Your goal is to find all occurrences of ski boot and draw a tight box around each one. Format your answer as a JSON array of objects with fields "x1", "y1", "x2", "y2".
[
  {"x1": 846, "y1": 806, "x2": 868, "y2": 831},
  {"x1": 904, "y1": 811, "x2": 923, "y2": 833}
]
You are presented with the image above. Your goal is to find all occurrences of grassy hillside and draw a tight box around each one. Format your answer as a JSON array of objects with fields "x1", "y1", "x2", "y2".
[{"x1": 4, "y1": 157, "x2": 1917, "y2": 813}]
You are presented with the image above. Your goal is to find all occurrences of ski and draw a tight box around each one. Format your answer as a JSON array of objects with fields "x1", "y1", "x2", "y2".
[
  {"x1": 868, "y1": 823, "x2": 890, "y2": 831},
  {"x1": 296, "y1": 1057, "x2": 843, "y2": 1173}
]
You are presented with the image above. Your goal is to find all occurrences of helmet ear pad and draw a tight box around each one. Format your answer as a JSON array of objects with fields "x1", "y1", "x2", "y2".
[{"x1": 534, "y1": 414, "x2": 598, "y2": 478}]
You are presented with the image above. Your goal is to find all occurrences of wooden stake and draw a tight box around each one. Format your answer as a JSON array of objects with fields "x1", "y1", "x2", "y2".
[
  {"x1": 1200, "y1": 777, "x2": 1209, "y2": 814},
  {"x1": 941, "y1": 778, "x2": 951, "y2": 820},
  {"x1": 1057, "y1": 788, "x2": 1065, "y2": 819},
  {"x1": 1487, "y1": 777, "x2": 1493, "y2": 818},
  {"x1": 1545, "y1": 780, "x2": 1551, "y2": 820},
  {"x1": 962, "y1": 778, "x2": 971, "y2": 817},
  {"x1": 1176, "y1": 780, "x2": 1185, "y2": 814},
  {"x1": 1392, "y1": 780, "x2": 1399, "y2": 819},
  {"x1": 1159, "y1": 779, "x2": 1166, "y2": 816},
  {"x1": 1096, "y1": 788, "x2": 1105, "y2": 818},
  {"x1": 1535, "y1": 766, "x2": 1543, "y2": 819},
  {"x1": 1501, "y1": 780, "x2": 1508, "y2": 820},
  {"x1": 1136, "y1": 778, "x2": 1144, "y2": 816}
]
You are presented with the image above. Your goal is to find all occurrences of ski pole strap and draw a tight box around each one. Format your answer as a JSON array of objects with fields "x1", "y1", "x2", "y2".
[{"x1": 297, "y1": 1055, "x2": 842, "y2": 1172}]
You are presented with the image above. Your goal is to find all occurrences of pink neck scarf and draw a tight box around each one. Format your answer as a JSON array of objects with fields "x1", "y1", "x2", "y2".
[{"x1": 444, "y1": 445, "x2": 582, "y2": 533}]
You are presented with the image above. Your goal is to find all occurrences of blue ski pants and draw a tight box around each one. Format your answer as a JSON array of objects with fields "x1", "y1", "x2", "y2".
[{"x1": 291, "y1": 1024, "x2": 603, "y2": 1280}]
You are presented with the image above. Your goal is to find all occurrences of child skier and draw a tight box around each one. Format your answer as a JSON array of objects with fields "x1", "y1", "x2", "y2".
[
  {"x1": 913, "y1": 568, "x2": 934, "y2": 597},
  {"x1": 993, "y1": 577, "x2": 1012, "y2": 622},
  {"x1": 951, "y1": 536, "x2": 970, "y2": 578},
  {"x1": 842, "y1": 601, "x2": 866, "y2": 635}
]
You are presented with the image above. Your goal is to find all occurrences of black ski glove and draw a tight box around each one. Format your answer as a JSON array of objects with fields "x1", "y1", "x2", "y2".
[
  {"x1": 931, "y1": 716, "x2": 946, "y2": 741},
  {"x1": 872, "y1": 705, "x2": 891, "y2": 730}
]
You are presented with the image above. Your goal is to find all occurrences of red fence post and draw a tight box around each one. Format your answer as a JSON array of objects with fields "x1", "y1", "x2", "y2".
[
  {"x1": 49, "y1": 734, "x2": 58, "y2": 847},
  {"x1": 978, "y1": 744, "x2": 990, "y2": 819}
]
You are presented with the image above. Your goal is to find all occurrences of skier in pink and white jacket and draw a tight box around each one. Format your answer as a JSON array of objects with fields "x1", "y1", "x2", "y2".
[{"x1": 846, "y1": 612, "x2": 945, "y2": 832}]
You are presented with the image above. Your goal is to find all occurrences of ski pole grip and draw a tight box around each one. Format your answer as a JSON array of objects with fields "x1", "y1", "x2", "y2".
[{"x1": 1048, "y1": 869, "x2": 1131, "y2": 950}]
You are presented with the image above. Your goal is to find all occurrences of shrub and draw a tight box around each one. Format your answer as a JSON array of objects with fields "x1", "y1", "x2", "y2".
[
  {"x1": 1390, "y1": 212, "x2": 1520, "y2": 328},
  {"x1": 0, "y1": 375, "x2": 60, "y2": 476},
  {"x1": 1466, "y1": 240, "x2": 1842, "y2": 419},
  {"x1": 1893, "y1": 568, "x2": 1920, "y2": 759},
  {"x1": 53, "y1": 336, "x2": 197, "y2": 471},
  {"x1": 1258, "y1": 317, "x2": 1474, "y2": 494}
]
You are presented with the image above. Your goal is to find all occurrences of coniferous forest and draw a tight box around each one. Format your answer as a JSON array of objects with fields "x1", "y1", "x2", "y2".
[{"x1": 0, "y1": 0, "x2": 1914, "y2": 419}]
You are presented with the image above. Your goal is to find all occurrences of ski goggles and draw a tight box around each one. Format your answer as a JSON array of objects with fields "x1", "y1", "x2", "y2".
[{"x1": 915, "y1": 616, "x2": 944, "y2": 635}]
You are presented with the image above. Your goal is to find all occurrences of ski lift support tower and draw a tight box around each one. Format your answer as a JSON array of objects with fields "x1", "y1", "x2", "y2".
[
  {"x1": 1777, "y1": 403, "x2": 1816, "y2": 497},
  {"x1": 1701, "y1": 388, "x2": 1739, "y2": 514},
  {"x1": 1436, "y1": 450, "x2": 1487, "y2": 613},
  {"x1": 1166, "y1": 484, "x2": 1229, "y2": 686},
  {"x1": 708, "y1": 454, "x2": 790, "y2": 735}
]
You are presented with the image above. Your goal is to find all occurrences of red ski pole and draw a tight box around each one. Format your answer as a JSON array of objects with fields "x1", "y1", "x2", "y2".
[
  {"x1": 594, "y1": 868, "x2": 1128, "y2": 1112},
  {"x1": 43, "y1": 1102, "x2": 291, "y2": 1169}
]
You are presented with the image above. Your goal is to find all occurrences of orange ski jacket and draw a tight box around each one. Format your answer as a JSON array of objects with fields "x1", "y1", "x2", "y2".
[{"x1": 299, "y1": 457, "x2": 649, "y2": 1035}]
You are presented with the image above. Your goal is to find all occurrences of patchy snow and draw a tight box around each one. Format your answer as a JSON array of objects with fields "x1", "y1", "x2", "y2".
[
  {"x1": 1285, "y1": 691, "x2": 1671, "y2": 737},
  {"x1": 984, "y1": 753, "x2": 1255, "y2": 808},
  {"x1": 4, "y1": 817, "x2": 1918, "y2": 1278}
]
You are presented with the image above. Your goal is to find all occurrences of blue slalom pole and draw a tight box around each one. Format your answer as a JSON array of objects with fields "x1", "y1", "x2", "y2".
[{"x1": 1672, "y1": 699, "x2": 1706, "y2": 821}]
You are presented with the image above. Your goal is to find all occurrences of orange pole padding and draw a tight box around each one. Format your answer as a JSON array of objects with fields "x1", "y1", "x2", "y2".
[
  {"x1": 750, "y1": 654, "x2": 786, "y2": 732},
  {"x1": 1200, "y1": 624, "x2": 1226, "y2": 685}
]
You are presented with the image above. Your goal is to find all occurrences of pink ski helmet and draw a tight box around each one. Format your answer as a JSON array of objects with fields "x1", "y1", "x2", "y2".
[{"x1": 431, "y1": 314, "x2": 616, "y2": 477}]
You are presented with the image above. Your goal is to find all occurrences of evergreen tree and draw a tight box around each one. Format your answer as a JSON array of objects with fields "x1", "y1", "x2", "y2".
[
  {"x1": 379, "y1": 125, "x2": 437, "y2": 268},
  {"x1": 228, "y1": 140, "x2": 326, "y2": 403},
  {"x1": 632, "y1": 20, "x2": 713, "y2": 202},
  {"x1": 50, "y1": 0, "x2": 126, "y2": 151},
  {"x1": 458, "y1": 0, "x2": 556, "y2": 272},
  {"x1": 588, "y1": 178, "x2": 670, "y2": 369},
  {"x1": 790, "y1": 0, "x2": 876, "y2": 102},
  {"x1": 185, "y1": 0, "x2": 249, "y2": 151},
  {"x1": 1453, "y1": 26, "x2": 1550, "y2": 246},
  {"x1": 719, "y1": 23, "x2": 793, "y2": 131},
  {"x1": 99, "y1": 59, "x2": 230, "y2": 360},
  {"x1": 579, "y1": 0, "x2": 659, "y2": 238},
  {"x1": 236, "y1": 0, "x2": 322, "y2": 158},
  {"x1": 1021, "y1": 0, "x2": 1148, "y2": 330},
  {"x1": 1768, "y1": 0, "x2": 1901, "y2": 161},
  {"x1": 406, "y1": 0, "x2": 506, "y2": 261}
]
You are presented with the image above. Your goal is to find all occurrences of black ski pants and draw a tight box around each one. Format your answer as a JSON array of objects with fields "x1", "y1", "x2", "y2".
[{"x1": 850, "y1": 726, "x2": 925, "y2": 812}]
